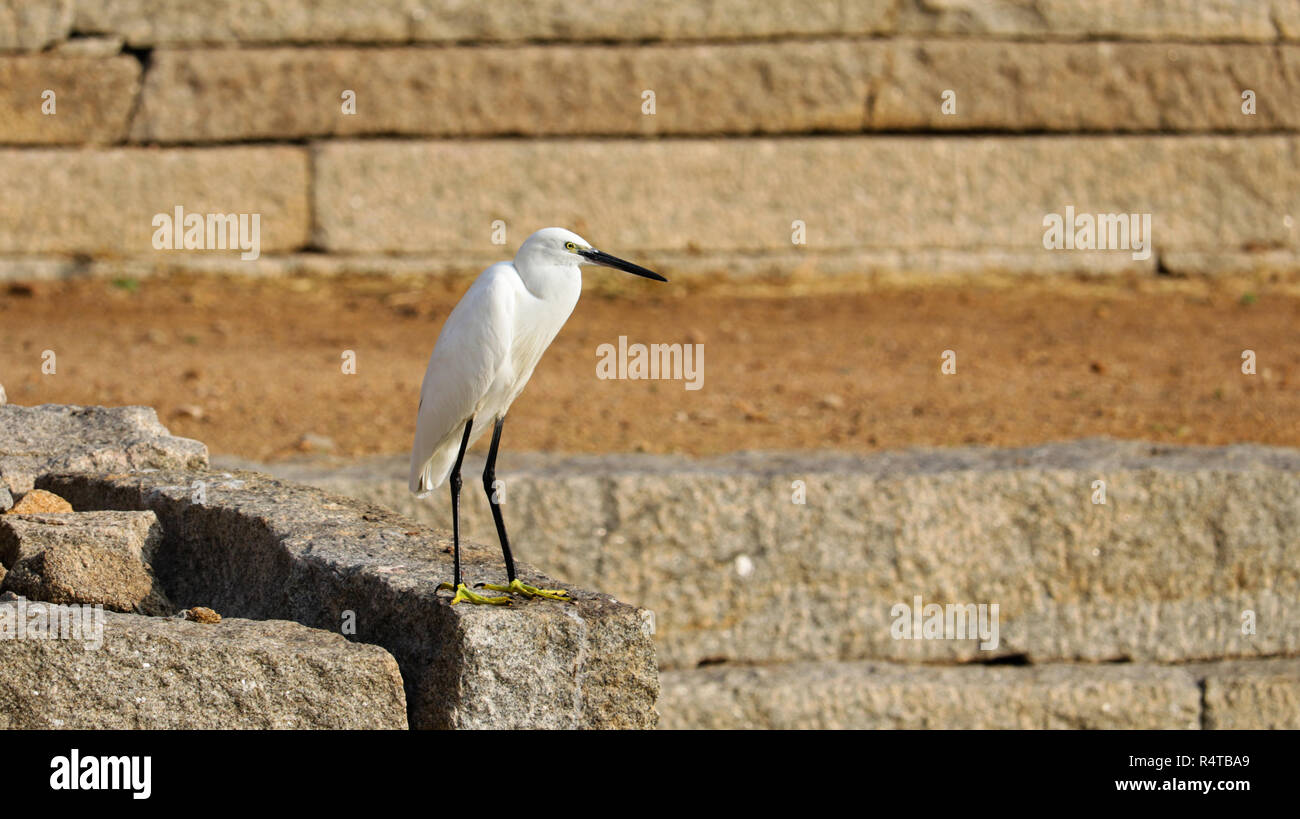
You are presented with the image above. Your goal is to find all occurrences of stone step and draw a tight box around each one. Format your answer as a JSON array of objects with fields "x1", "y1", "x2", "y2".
[
  {"x1": 124, "y1": 41, "x2": 1300, "y2": 143},
  {"x1": 65, "y1": 0, "x2": 896, "y2": 48},
  {"x1": 1, "y1": 137, "x2": 1295, "y2": 263},
  {"x1": 0, "y1": 598, "x2": 409, "y2": 729},
  {"x1": 14, "y1": 246, "x2": 1299, "y2": 282},
  {"x1": 659, "y1": 657, "x2": 1300, "y2": 729},
  {"x1": 18, "y1": 0, "x2": 1294, "y2": 50},
  {"x1": 0, "y1": 55, "x2": 138, "y2": 144},
  {"x1": 0, "y1": 246, "x2": 1170, "y2": 282},
  {"x1": 0, "y1": 148, "x2": 309, "y2": 256},
  {"x1": 233, "y1": 441, "x2": 1300, "y2": 669},
  {"x1": 313, "y1": 136, "x2": 1300, "y2": 257}
]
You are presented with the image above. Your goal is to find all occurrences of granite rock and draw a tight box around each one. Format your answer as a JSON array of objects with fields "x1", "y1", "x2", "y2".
[
  {"x1": 0, "y1": 511, "x2": 172, "y2": 614},
  {"x1": 0, "y1": 600, "x2": 408, "y2": 729},
  {"x1": 42, "y1": 468, "x2": 659, "y2": 729},
  {"x1": 659, "y1": 660, "x2": 1203, "y2": 729},
  {"x1": 247, "y1": 441, "x2": 1300, "y2": 669},
  {"x1": 1198, "y1": 658, "x2": 1300, "y2": 729},
  {"x1": 0, "y1": 405, "x2": 207, "y2": 494}
]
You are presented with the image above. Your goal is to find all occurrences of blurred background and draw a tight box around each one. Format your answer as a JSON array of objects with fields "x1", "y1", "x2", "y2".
[{"x1": 2, "y1": 0, "x2": 1298, "y2": 728}]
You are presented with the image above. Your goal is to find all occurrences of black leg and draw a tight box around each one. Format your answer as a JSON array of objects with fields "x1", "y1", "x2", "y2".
[
  {"x1": 483, "y1": 416, "x2": 518, "y2": 582},
  {"x1": 449, "y1": 417, "x2": 474, "y2": 588}
]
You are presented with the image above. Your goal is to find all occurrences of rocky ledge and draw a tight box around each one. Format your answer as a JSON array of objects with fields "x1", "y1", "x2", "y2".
[{"x1": 0, "y1": 404, "x2": 659, "y2": 729}]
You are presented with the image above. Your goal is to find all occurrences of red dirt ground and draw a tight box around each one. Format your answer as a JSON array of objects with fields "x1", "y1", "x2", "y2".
[{"x1": 2, "y1": 272, "x2": 1297, "y2": 460}]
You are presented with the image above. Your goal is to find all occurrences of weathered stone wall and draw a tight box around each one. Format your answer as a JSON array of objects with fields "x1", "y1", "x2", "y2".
[
  {"x1": 3, "y1": 0, "x2": 1299, "y2": 279},
  {"x1": 230, "y1": 440, "x2": 1300, "y2": 729}
]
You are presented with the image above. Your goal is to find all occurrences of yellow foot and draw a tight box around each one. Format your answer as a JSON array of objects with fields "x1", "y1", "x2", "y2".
[
  {"x1": 437, "y1": 582, "x2": 511, "y2": 606},
  {"x1": 481, "y1": 579, "x2": 572, "y2": 602}
]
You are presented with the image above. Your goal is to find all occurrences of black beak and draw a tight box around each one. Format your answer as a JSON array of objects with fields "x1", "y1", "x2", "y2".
[{"x1": 579, "y1": 248, "x2": 667, "y2": 282}]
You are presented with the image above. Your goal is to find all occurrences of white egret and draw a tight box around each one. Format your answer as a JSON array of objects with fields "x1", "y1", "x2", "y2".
[{"x1": 409, "y1": 227, "x2": 667, "y2": 605}]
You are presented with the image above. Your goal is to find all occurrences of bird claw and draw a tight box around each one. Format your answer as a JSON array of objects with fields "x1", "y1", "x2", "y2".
[
  {"x1": 439, "y1": 581, "x2": 511, "y2": 606},
  {"x1": 478, "y1": 579, "x2": 573, "y2": 602}
]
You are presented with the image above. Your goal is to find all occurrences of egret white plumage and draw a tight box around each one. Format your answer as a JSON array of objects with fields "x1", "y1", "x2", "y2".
[{"x1": 409, "y1": 227, "x2": 667, "y2": 605}]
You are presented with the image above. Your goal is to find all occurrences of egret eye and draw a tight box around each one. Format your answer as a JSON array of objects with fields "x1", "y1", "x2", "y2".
[{"x1": 565, "y1": 241, "x2": 578, "y2": 251}]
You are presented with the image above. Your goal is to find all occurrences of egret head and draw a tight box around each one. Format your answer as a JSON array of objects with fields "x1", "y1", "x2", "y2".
[{"x1": 518, "y1": 227, "x2": 667, "y2": 282}]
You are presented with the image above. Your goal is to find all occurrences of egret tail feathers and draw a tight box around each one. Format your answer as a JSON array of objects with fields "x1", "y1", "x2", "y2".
[
  {"x1": 409, "y1": 438, "x2": 459, "y2": 496},
  {"x1": 411, "y1": 458, "x2": 439, "y2": 496}
]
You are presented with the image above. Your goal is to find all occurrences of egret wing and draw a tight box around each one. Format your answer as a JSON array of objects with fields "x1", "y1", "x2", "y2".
[{"x1": 408, "y1": 265, "x2": 517, "y2": 495}]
